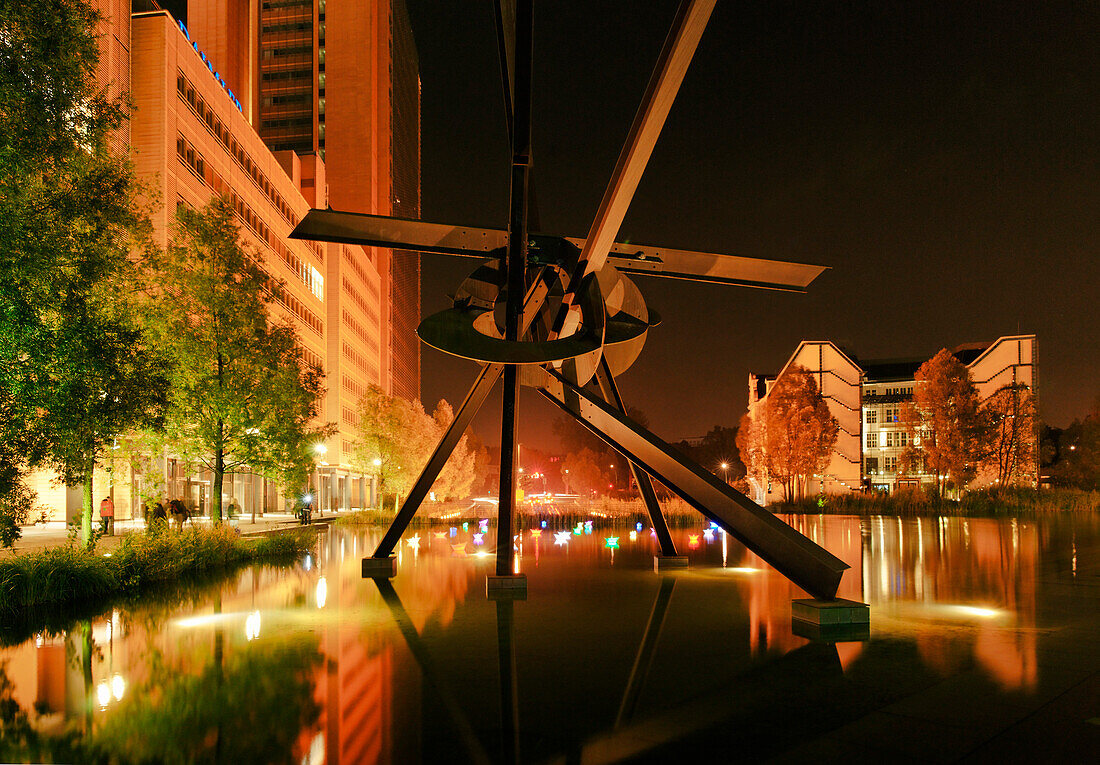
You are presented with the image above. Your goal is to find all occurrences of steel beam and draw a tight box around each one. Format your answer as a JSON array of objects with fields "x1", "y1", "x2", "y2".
[
  {"x1": 616, "y1": 576, "x2": 676, "y2": 727},
  {"x1": 372, "y1": 363, "x2": 503, "y2": 558},
  {"x1": 594, "y1": 360, "x2": 678, "y2": 557},
  {"x1": 539, "y1": 370, "x2": 849, "y2": 600}
]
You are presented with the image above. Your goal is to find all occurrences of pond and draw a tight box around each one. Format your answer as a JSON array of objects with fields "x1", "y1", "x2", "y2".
[{"x1": 2, "y1": 513, "x2": 1099, "y2": 763}]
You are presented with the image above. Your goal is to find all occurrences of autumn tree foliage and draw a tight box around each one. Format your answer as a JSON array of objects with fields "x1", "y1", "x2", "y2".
[
  {"x1": 900, "y1": 349, "x2": 985, "y2": 497},
  {"x1": 738, "y1": 365, "x2": 839, "y2": 502},
  {"x1": 352, "y1": 387, "x2": 474, "y2": 507},
  {"x1": 981, "y1": 383, "x2": 1038, "y2": 487}
]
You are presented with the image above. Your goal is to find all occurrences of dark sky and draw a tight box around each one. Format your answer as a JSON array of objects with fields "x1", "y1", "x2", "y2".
[{"x1": 403, "y1": 0, "x2": 1099, "y2": 451}]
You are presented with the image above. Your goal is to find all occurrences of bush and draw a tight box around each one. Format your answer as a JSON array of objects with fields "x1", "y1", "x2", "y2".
[{"x1": 0, "y1": 526, "x2": 315, "y2": 612}]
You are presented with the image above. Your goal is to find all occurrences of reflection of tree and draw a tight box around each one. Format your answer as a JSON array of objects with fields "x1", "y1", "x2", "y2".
[{"x1": 94, "y1": 636, "x2": 322, "y2": 764}]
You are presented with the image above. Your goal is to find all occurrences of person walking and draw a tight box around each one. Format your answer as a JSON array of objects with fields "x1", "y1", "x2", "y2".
[{"x1": 99, "y1": 496, "x2": 115, "y2": 536}]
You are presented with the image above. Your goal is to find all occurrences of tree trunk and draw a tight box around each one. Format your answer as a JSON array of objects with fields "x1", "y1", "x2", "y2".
[
  {"x1": 81, "y1": 457, "x2": 94, "y2": 549},
  {"x1": 212, "y1": 419, "x2": 225, "y2": 524}
]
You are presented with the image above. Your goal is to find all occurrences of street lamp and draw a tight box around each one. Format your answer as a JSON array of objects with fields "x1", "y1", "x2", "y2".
[{"x1": 720, "y1": 462, "x2": 729, "y2": 485}]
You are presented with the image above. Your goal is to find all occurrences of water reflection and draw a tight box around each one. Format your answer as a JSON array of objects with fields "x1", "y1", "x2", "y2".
[{"x1": 1, "y1": 513, "x2": 1094, "y2": 762}]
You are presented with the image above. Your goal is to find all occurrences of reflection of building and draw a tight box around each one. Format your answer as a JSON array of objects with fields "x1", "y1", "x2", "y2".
[
  {"x1": 746, "y1": 335, "x2": 1037, "y2": 501},
  {"x1": 26, "y1": 0, "x2": 420, "y2": 522}
]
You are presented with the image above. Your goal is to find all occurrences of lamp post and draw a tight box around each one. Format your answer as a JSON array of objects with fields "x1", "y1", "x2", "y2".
[{"x1": 720, "y1": 462, "x2": 729, "y2": 485}]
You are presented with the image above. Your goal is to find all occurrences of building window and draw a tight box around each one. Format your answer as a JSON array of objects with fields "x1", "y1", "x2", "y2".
[
  {"x1": 884, "y1": 406, "x2": 899, "y2": 423},
  {"x1": 865, "y1": 457, "x2": 879, "y2": 475},
  {"x1": 866, "y1": 432, "x2": 878, "y2": 449},
  {"x1": 865, "y1": 409, "x2": 877, "y2": 424},
  {"x1": 884, "y1": 456, "x2": 898, "y2": 473}
]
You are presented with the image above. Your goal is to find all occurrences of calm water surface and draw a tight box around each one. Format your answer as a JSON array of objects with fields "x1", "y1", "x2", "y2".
[{"x1": 3, "y1": 513, "x2": 1099, "y2": 763}]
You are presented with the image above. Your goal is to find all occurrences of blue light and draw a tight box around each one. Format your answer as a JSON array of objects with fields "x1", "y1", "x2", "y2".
[
  {"x1": 541, "y1": 520, "x2": 547, "y2": 528},
  {"x1": 635, "y1": 521, "x2": 643, "y2": 531},
  {"x1": 449, "y1": 527, "x2": 457, "y2": 537}
]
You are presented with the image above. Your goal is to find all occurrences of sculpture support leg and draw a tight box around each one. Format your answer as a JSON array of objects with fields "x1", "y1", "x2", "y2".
[
  {"x1": 594, "y1": 360, "x2": 678, "y2": 557},
  {"x1": 372, "y1": 364, "x2": 503, "y2": 559},
  {"x1": 539, "y1": 370, "x2": 849, "y2": 601},
  {"x1": 497, "y1": 366, "x2": 520, "y2": 576}
]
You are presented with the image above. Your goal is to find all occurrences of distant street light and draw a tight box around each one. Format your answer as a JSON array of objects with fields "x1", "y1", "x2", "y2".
[
  {"x1": 720, "y1": 462, "x2": 729, "y2": 485},
  {"x1": 314, "y1": 443, "x2": 328, "y2": 455}
]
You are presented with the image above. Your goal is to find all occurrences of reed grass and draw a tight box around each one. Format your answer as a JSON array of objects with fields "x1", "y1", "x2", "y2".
[{"x1": 0, "y1": 526, "x2": 314, "y2": 611}]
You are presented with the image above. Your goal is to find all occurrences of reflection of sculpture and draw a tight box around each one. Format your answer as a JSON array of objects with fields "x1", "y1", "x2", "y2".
[{"x1": 292, "y1": 1, "x2": 847, "y2": 599}]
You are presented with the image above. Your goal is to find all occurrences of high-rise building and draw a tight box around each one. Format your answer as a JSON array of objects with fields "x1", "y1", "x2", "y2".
[
  {"x1": 746, "y1": 335, "x2": 1038, "y2": 502},
  {"x1": 188, "y1": 0, "x2": 423, "y2": 475}
]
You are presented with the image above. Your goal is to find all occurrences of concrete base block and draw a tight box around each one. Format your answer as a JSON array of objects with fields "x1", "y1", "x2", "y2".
[
  {"x1": 791, "y1": 598, "x2": 870, "y2": 642},
  {"x1": 361, "y1": 555, "x2": 398, "y2": 578},
  {"x1": 486, "y1": 574, "x2": 528, "y2": 601},
  {"x1": 653, "y1": 555, "x2": 689, "y2": 572}
]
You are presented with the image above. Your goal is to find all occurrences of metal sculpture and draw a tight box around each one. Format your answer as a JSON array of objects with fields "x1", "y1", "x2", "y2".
[{"x1": 292, "y1": 0, "x2": 849, "y2": 600}]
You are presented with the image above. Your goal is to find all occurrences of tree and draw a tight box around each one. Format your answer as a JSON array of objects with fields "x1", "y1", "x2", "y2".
[
  {"x1": 900, "y1": 348, "x2": 985, "y2": 497},
  {"x1": 145, "y1": 197, "x2": 330, "y2": 523},
  {"x1": 431, "y1": 400, "x2": 475, "y2": 501},
  {"x1": 1054, "y1": 394, "x2": 1100, "y2": 490},
  {"x1": 0, "y1": 0, "x2": 169, "y2": 546},
  {"x1": 981, "y1": 383, "x2": 1038, "y2": 487},
  {"x1": 562, "y1": 448, "x2": 607, "y2": 496},
  {"x1": 351, "y1": 387, "x2": 474, "y2": 506},
  {"x1": 738, "y1": 366, "x2": 838, "y2": 502}
]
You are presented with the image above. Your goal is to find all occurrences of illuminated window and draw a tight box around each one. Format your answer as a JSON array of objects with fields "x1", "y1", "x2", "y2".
[
  {"x1": 866, "y1": 432, "x2": 878, "y2": 449},
  {"x1": 865, "y1": 409, "x2": 877, "y2": 424}
]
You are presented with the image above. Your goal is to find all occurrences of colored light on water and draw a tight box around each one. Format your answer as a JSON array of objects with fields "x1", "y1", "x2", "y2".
[
  {"x1": 605, "y1": 537, "x2": 620, "y2": 549},
  {"x1": 449, "y1": 527, "x2": 458, "y2": 537},
  {"x1": 584, "y1": 520, "x2": 593, "y2": 528},
  {"x1": 475, "y1": 550, "x2": 491, "y2": 558},
  {"x1": 628, "y1": 530, "x2": 637, "y2": 541},
  {"x1": 573, "y1": 524, "x2": 584, "y2": 535},
  {"x1": 688, "y1": 534, "x2": 700, "y2": 549},
  {"x1": 531, "y1": 529, "x2": 542, "y2": 538},
  {"x1": 541, "y1": 520, "x2": 548, "y2": 528},
  {"x1": 462, "y1": 522, "x2": 469, "y2": 531},
  {"x1": 316, "y1": 577, "x2": 327, "y2": 609},
  {"x1": 406, "y1": 534, "x2": 421, "y2": 549},
  {"x1": 451, "y1": 543, "x2": 467, "y2": 556},
  {"x1": 703, "y1": 529, "x2": 715, "y2": 541},
  {"x1": 554, "y1": 531, "x2": 571, "y2": 546},
  {"x1": 636, "y1": 522, "x2": 643, "y2": 531},
  {"x1": 473, "y1": 532, "x2": 485, "y2": 545},
  {"x1": 479, "y1": 518, "x2": 489, "y2": 528}
]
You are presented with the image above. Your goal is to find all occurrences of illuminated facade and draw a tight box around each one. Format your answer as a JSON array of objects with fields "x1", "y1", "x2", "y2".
[
  {"x1": 187, "y1": 0, "x2": 423, "y2": 499},
  {"x1": 747, "y1": 335, "x2": 1038, "y2": 501}
]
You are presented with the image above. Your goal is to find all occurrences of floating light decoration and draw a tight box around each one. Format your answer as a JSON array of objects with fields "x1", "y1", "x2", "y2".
[
  {"x1": 451, "y1": 543, "x2": 468, "y2": 557},
  {"x1": 573, "y1": 523, "x2": 584, "y2": 535},
  {"x1": 554, "y1": 531, "x2": 571, "y2": 546},
  {"x1": 434, "y1": 531, "x2": 447, "y2": 540},
  {"x1": 449, "y1": 527, "x2": 458, "y2": 537},
  {"x1": 406, "y1": 533, "x2": 421, "y2": 550},
  {"x1": 462, "y1": 522, "x2": 469, "y2": 531},
  {"x1": 703, "y1": 528, "x2": 715, "y2": 541},
  {"x1": 636, "y1": 521, "x2": 643, "y2": 531},
  {"x1": 628, "y1": 530, "x2": 637, "y2": 541},
  {"x1": 541, "y1": 520, "x2": 548, "y2": 528},
  {"x1": 605, "y1": 537, "x2": 620, "y2": 549},
  {"x1": 531, "y1": 529, "x2": 542, "y2": 539},
  {"x1": 473, "y1": 532, "x2": 485, "y2": 545},
  {"x1": 688, "y1": 534, "x2": 700, "y2": 549}
]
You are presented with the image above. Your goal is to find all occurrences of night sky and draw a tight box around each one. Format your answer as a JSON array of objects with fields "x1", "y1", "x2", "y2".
[{"x1": 404, "y1": 0, "x2": 1099, "y2": 451}]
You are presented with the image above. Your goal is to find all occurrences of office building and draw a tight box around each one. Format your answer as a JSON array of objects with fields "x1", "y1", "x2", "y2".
[{"x1": 746, "y1": 335, "x2": 1038, "y2": 503}]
